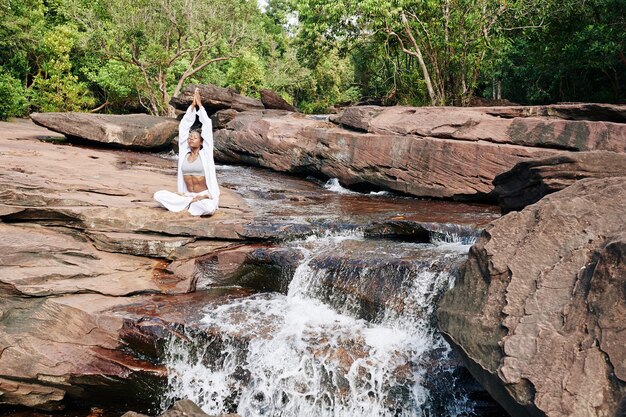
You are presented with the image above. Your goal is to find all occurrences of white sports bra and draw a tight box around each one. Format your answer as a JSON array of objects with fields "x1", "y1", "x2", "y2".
[{"x1": 181, "y1": 154, "x2": 204, "y2": 176}]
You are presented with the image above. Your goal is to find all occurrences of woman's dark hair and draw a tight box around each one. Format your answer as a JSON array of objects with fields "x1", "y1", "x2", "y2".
[{"x1": 190, "y1": 129, "x2": 203, "y2": 140}]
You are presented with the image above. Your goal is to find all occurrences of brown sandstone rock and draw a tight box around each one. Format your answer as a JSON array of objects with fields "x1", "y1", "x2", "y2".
[
  {"x1": 0, "y1": 122, "x2": 255, "y2": 410},
  {"x1": 438, "y1": 177, "x2": 626, "y2": 417},
  {"x1": 260, "y1": 89, "x2": 298, "y2": 112},
  {"x1": 170, "y1": 84, "x2": 264, "y2": 113},
  {"x1": 0, "y1": 223, "x2": 192, "y2": 296},
  {"x1": 484, "y1": 102, "x2": 626, "y2": 123},
  {"x1": 30, "y1": 112, "x2": 179, "y2": 150},
  {"x1": 493, "y1": 151, "x2": 626, "y2": 213},
  {"x1": 331, "y1": 105, "x2": 626, "y2": 152},
  {"x1": 214, "y1": 110, "x2": 560, "y2": 200}
]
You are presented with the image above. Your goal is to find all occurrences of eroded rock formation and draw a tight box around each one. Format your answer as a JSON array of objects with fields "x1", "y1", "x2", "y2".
[
  {"x1": 438, "y1": 177, "x2": 626, "y2": 417},
  {"x1": 331, "y1": 105, "x2": 626, "y2": 152},
  {"x1": 213, "y1": 110, "x2": 562, "y2": 201},
  {"x1": 493, "y1": 151, "x2": 626, "y2": 213}
]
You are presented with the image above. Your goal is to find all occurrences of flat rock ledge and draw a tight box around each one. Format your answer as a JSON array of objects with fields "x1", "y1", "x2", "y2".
[
  {"x1": 331, "y1": 104, "x2": 626, "y2": 152},
  {"x1": 30, "y1": 112, "x2": 179, "y2": 150},
  {"x1": 438, "y1": 176, "x2": 626, "y2": 417}
]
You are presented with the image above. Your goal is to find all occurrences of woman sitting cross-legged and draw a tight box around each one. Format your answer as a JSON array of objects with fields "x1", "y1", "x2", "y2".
[{"x1": 154, "y1": 88, "x2": 220, "y2": 216}]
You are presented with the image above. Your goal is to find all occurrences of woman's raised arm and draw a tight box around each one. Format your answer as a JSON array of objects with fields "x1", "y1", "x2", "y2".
[{"x1": 178, "y1": 103, "x2": 196, "y2": 156}]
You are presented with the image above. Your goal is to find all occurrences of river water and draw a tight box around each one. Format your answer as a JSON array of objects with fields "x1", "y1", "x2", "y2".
[{"x1": 160, "y1": 165, "x2": 501, "y2": 416}]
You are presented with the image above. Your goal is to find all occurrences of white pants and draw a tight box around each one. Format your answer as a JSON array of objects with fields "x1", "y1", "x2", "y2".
[{"x1": 153, "y1": 190, "x2": 218, "y2": 216}]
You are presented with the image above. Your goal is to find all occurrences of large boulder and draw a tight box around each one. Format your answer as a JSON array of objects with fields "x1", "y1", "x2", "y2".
[
  {"x1": 331, "y1": 105, "x2": 626, "y2": 152},
  {"x1": 214, "y1": 110, "x2": 561, "y2": 201},
  {"x1": 493, "y1": 151, "x2": 626, "y2": 213},
  {"x1": 30, "y1": 112, "x2": 179, "y2": 150},
  {"x1": 170, "y1": 84, "x2": 264, "y2": 113},
  {"x1": 438, "y1": 177, "x2": 626, "y2": 417}
]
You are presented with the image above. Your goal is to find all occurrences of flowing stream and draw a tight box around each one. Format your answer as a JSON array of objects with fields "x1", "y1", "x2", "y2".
[
  {"x1": 154, "y1": 163, "x2": 501, "y2": 416},
  {"x1": 162, "y1": 232, "x2": 477, "y2": 417}
]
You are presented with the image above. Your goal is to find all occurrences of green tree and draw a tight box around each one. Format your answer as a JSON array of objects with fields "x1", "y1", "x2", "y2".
[
  {"x1": 65, "y1": 0, "x2": 264, "y2": 115},
  {"x1": 296, "y1": 0, "x2": 545, "y2": 105},
  {"x1": 498, "y1": 0, "x2": 626, "y2": 103},
  {"x1": 0, "y1": 68, "x2": 27, "y2": 119}
]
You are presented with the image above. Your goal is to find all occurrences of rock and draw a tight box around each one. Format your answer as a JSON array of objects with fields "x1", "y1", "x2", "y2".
[
  {"x1": 484, "y1": 102, "x2": 626, "y2": 123},
  {"x1": 0, "y1": 289, "x2": 254, "y2": 411},
  {"x1": 493, "y1": 151, "x2": 626, "y2": 213},
  {"x1": 211, "y1": 109, "x2": 239, "y2": 129},
  {"x1": 0, "y1": 378, "x2": 66, "y2": 411},
  {"x1": 0, "y1": 121, "x2": 256, "y2": 409},
  {"x1": 260, "y1": 89, "x2": 298, "y2": 112},
  {"x1": 0, "y1": 223, "x2": 192, "y2": 296},
  {"x1": 123, "y1": 399, "x2": 241, "y2": 417},
  {"x1": 214, "y1": 110, "x2": 560, "y2": 201},
  {"x1": 30, "y1": 113, "x2": 179, "y2": 150},
  {"x1": 331, "y1": 105, "x2": 626, "y2": 152},
  {"x1": 170, "y1": 84, "x2": 264, "y2": 113},
  {"x1": 438, "y1": 177, "x2": 626, "y2": 417}
]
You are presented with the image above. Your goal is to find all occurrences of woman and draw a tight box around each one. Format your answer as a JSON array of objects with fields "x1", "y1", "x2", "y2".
[{"x1": 154, "y1": 88, "x2": 220, "y2": 216}]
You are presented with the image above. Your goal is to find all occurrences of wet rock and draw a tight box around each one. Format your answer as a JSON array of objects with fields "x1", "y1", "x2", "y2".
[
  {"x1": 0, "y1": 290, "x2": 253, "y2": 411},
  {"x1": 30, "y1": 113, "x2": 179, "y2": 150},
  {"x1": 170, "y1": 84, "x2": 263, "y2": 113},
  {"x1": 438, "y1": 177, "x2": 626, "y2": 417},
  {"x1": 214, "y1": 110, "x2": 560, "y2": 201},
  {"x1": 0, "y1": 378, "x2": 65, "y2": 411},
  {"x1": 331, "y1": 105, "x2": 626, "y2": 152},
  {"x1": 169, "y1": 245, "x2": 303, "y2": 293},
  {"x1": 260, "y1": 89, "x2": 298, "y2": 112},
  {"x1": 122, "y1": 399, "x2": 240, "y2": 417},
  {"x1": 493, "y1": 151, "x2": 626, "y2": 213}
]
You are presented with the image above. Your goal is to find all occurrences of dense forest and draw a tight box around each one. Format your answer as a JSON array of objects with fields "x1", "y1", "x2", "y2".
[{"x1": 1, "y1": 0, "x2": 624, "y2": 119}]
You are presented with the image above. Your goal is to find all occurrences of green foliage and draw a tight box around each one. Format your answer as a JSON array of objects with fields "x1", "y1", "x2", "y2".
[
  {"x1": 28, "y1": 23, "x2": 96, "y2": 112},
  {"x1": 498, "y1": 0, "x2": 626, "y2": 103},
  {"x1": 226, "y1": 51, "x2": 266, "y2": 97},
  {"x1": 0, "y1": 0, "x2": 623, "y2": 116},
  {"x1": 0, "y1": 67, "x2": 28, "y2": 120}
]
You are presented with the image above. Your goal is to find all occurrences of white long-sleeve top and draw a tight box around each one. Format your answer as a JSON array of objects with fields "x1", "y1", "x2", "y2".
[{"x1": 177, "y1": 105, "x2": 220, "y2": 206}]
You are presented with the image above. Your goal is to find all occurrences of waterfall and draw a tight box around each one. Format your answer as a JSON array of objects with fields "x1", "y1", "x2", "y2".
[{"x1": 162, "y1": 232, "x2": 475, "y2": 417}]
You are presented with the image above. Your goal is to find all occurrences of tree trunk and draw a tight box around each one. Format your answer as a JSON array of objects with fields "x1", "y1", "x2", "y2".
[{"x1": 401, "y1": 13, "x2": 438, "y2": 105}]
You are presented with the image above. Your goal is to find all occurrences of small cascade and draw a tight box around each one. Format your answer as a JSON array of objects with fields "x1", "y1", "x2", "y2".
[{"x1": 163, "y1": 232, "x2": 476, "y2": 416}]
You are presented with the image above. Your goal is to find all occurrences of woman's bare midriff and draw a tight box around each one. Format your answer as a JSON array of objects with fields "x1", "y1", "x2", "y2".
[{"x1": 183, "y1": 175, "x2": 209, "y2": 194}]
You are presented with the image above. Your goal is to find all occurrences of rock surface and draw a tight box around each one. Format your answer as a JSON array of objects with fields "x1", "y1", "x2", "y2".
[
  {"x1": 122, "y1": 398, "x2": 240, "y2": 417},
  {"x1": 260, "y1": 89, "x2": 298, "y2": 112},
  {"x1": 170, "y1": 84, "x2": 264, "y2": 113},
  {"x1": 30, "y1": 113, "x2": 179, "y2": 150},
  {"x1": 493, "y1": 151, "x2": 626, "y2": 213},
  {"x1": 331, "y1": 105, "x2": 626, "y2": 152},
  {"x1": 214, "y1": 110, "x2": 561, "y2": 201},
  {"x1": 438, "y1": 177, "x2": 626, "y2": 417},
  {"x1": 0, "y1": 121, "x2": 253, "y2": 410}
]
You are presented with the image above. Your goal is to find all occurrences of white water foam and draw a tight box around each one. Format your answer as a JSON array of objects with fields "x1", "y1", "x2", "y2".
[
  {"x1": 323, "y1": 178, "x2": 357, "y2": 195},
  {"x1": 163, "y1": 234, "x2": 474, "y2": 417}
]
